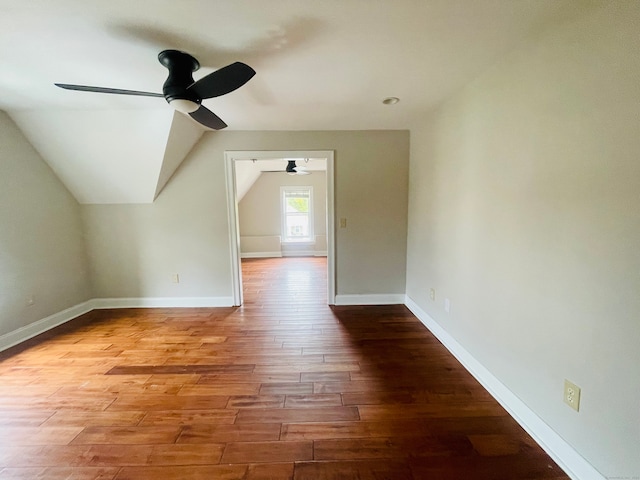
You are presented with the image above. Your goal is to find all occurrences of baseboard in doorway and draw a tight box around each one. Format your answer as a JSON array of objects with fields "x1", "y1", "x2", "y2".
[
  {"x1": 240, "y1": 252, "x2": 283, "y2": 258},
  {"x1": 334, "y1": 294, "x2": 405, "y2": 306}
]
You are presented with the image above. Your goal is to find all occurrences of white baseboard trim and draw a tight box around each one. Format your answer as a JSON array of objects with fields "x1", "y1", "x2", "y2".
[
  {"x1": 0, "y1": 296, "x2": 236, "y2": 353},
  {"x1": 240, "y1": 252, "x2": 283, "y2": 258},
  {"x1": 404, "y1": 295, "x2": 603, "y2": 480},
  {"x1": 334, "y1": 294, "x2": 406, "y2": 306},
  {"x1": 91, "y1": 297, "x2": 235, "y2": 309},
  {"x1": 0, "y1": 300, "x2": 94, "y2": 352}
]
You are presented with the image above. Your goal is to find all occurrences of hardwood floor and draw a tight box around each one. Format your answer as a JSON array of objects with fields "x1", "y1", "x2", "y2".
[{"x1": 0, "y1": 257, "x2": 569, "y2": 479}]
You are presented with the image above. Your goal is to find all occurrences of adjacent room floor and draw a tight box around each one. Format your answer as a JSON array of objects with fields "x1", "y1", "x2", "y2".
[{"x1": 0, "y1": 257, "x2": 569, "y2": 479}]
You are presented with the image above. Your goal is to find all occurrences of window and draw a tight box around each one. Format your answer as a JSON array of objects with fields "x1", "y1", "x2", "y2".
[{"x1": 281, "y1": 186, "x2": 314, "y2": 243}]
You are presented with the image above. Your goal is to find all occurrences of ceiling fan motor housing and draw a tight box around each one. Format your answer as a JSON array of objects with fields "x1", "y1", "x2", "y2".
[
  {"x1": 286, "y1": 160, "x2": 297, "y2": 174},
  {"x1": 158, "y1": 50, "x2": 202, "y2": 108}
]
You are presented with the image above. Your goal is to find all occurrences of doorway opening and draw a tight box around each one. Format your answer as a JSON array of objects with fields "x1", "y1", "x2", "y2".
[
  {"x1": 241, "y1": 257, "x2": 328, "y2": 307},
  {"x1": 225, "y1": 150, "x2": 335, "y2": 306}
]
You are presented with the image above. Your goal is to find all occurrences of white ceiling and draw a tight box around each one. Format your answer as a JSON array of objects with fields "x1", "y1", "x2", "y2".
[
  {"x1": 234, "y1": 158, "x2": 327, "y2": 202},
  {"x1": 0, "y1": 0, "x2": 589, "y2": 204}
]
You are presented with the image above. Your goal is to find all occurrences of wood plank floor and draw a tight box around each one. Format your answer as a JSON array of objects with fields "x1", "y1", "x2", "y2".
[{"x1": 0, "y1": 257, "x2": 569, "y2": 479}]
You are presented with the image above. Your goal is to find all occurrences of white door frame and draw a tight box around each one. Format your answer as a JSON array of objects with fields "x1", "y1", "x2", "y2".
[{"x1": 224, "y1": 150, "x2": 336, "y2": 306}]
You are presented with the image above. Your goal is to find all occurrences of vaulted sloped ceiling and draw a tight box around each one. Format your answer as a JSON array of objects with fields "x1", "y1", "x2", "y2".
[
  {"x1": 0, "y1": 0, "x2": 592, "y2": 205},
  {"x1": 154, "y1": 112, "x2": 205, "y2": 201},
  {"x1": 11, "y1": 109, "x2": 203, "y2": 204}
]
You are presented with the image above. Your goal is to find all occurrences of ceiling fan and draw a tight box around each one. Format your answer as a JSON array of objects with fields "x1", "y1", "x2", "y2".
[
  {"x1": 260, "y1": 159, "x2": 311, "y2": 175},
  {"x1": 55, "y1": 50, "x2": 255, "y2": 130},
  {"x1": 286, "y1": 160, "x2": 311, "y2": 175}
]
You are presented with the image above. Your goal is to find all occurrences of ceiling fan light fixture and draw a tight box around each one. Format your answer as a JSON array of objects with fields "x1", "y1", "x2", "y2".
[
  {"x1": 169, "y1": 98, "x2": 200, "y2": 113},
  {"x1": 53, "y1": 50, "x2": 254, "y2": 130},
  {"x1": 285, "y1": 160, "x2": 313, "y2": 176}
]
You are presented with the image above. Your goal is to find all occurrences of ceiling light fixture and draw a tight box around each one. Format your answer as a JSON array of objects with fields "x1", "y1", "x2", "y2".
[
  {"x1": 168, "y1": 98, "x2": 201, "y2": 113},
  {"x1": 382, "y1": 97, "x2": 400, "y2": 105},
  {"x1": 286, "y1": 159, "x2": 311, "y2": 176}
]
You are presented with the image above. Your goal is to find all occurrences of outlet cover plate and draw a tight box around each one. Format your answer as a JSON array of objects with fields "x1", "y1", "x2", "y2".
[{"x1": 564, "y1": 379, "x2": 581, "y2": 412}]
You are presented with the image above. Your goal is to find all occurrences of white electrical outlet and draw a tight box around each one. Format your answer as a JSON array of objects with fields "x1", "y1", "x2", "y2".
[
  {"x1": 564, "y1": 379, "x2": 581, "y2": 412},
  {"x1": 172, "y1": 274, "x2": 180, "y2": 284},
  {"x1": 429, "y1": 288, "x2": 436, "y2": 301}
]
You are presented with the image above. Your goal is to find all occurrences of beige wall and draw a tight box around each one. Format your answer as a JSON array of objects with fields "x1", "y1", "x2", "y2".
[
  {"x1": 239, "y1": 171, "x2": 327, "y2": 255},
  {"x1": 406, "y1": 2, "x2": 640, "y2": 476},
  {"x1": 0, "y1": 111, "x2": 91, "y2": 337},
  {"x1": 83, "y1": 130, "x2": 409, "y2": 299}
]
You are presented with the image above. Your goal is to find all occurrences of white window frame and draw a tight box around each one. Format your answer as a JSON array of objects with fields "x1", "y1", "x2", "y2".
[{"x1": 280, "y1": 186, "x2": 314, "y2": 244}]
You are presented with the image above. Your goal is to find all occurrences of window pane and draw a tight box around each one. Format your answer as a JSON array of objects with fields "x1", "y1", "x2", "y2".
[
  {"x1": 286, "y1": 196, "x2": 308, "y2": 213},
  {"x1": 286, "y1": 214, "x2": 309, "y2": 237},
  {"x1": 281, "y1": 187, "x2": 313, "y2": 242}
]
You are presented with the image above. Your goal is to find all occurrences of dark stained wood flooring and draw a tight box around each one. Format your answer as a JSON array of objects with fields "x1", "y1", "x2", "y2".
[{"x1": 0, "y1": 257, "x2": 569, "y2": 479}]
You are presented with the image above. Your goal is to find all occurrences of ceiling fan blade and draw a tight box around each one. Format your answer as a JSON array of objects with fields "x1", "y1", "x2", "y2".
[
  {"x1": 55, "y1": 83, "x2": 164, "y2": 97},
  {"x1": 187, "y1": 62, "x2": 256, "y2": 99},
  {"x1": 189, "y1": 105, "x2": 227, "y2": 130}
]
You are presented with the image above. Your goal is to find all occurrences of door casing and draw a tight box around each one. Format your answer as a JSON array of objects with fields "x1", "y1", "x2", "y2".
[{"x1": 224, "y1": 150, "x2": 336, "y2": 306}]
